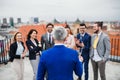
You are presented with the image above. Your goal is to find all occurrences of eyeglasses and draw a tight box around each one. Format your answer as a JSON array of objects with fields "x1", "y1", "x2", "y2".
[{"x1": 79, "y1": 28, "x2": 85, "y2": 29}]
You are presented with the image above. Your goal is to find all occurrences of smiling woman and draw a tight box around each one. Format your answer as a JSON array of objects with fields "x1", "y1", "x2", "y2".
[
  {"x1": 9, "y1": 32, "x2": 26, "y2": 80},
  {"x1": 26, "y1": 29, "x2": 42, "y2": 80}
]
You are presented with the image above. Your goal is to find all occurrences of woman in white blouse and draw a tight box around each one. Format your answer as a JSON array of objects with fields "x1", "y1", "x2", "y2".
[{"x1": 9, "y1": 32, "x2": 26, "y2": 80}]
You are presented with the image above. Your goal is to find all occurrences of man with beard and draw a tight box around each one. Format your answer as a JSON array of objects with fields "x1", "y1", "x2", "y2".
[
  {"x1": 41, "y1": 23, "x2": 54, "y2": 51},
  {"x1": 90, "y1": 22, "x2": 111, "y2": 80},
  {"x1": 76, "y1": 23, "x2": 91, "y2": 80}
]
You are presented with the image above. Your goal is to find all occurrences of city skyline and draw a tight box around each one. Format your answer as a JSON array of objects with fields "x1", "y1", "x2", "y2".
[{"x1": 0, "y1": 0, "x2": 120, "y2": 22}]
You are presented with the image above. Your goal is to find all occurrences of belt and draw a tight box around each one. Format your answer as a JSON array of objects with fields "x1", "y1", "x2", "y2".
[{"x1": 14, "y1": 57, "x2": 24, "y2": 59}]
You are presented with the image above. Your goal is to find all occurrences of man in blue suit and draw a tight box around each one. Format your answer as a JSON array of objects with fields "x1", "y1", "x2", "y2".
[
  {"x1": 37, "y1": 26, "x2": 83, "y2": 80},
  {"x1": 76, "y1": 23, "x2": 91, "y2": 80}
]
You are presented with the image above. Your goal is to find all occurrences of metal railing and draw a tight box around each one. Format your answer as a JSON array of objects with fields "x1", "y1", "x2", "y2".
[
  {"x1": 0, "y1": 38, "x2": 11, "y2": 64},
  {"x1": 0, "y1": 35, "x2": 120, "y2": 64},
  {"x1": 109, "y1": 36, "x2": 120, "y2": 62}
]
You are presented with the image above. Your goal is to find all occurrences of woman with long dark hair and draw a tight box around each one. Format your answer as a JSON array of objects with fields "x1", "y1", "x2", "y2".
[
  {"x1": 64, "y1": 25, "x2": 76, "y2": 49},
  {"x1": 26, "y1": 29, "x2": 42, "y2": 80}
]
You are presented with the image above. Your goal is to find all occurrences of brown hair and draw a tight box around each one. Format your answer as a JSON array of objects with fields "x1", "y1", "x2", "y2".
[
  {"x1": 14, "y1": 32, "x2": 22, "y2": 42},
  {"x1": 46, "y1": 23, "x2": 54, "y2": 28},
  {"x1": 27, "y1": 29, "x2": 38, "y2": 40},
  {"x1": 65, "y1": 24, "x2": 73, "y2": 35},
  {"x1": 80, "y1": 23, "x2": 87, "y2": 28},
  {"x1": 95, "y1": 21, "x2": 103, "y2": 29}
]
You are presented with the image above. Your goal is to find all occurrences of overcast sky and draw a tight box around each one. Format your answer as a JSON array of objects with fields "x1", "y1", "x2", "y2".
[{"x1": 0, "y1": 0, "x2": 120, "y2": 22}]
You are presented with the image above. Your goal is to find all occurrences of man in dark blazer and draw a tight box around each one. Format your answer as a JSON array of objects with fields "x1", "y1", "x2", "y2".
[
  {"x1": 90, "y1": 22, "x2": 110, "y2": 80},
  {"x1": 37, "y1": 26, "x2": 83, "y2": 80},
  {"x1": 76, "y1": 23, "x2": 91, "y2": 80},
  {"x1": 41, "y1": 23, "x2": 54, "y2": 51}
]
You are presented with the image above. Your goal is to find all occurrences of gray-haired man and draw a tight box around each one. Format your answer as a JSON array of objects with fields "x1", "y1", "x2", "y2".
[{"x1": 37, "y1": 26, "x2": 83, "y2": 80}]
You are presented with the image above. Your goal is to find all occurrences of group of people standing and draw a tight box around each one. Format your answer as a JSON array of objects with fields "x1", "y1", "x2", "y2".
[{"x1": 9, "y1": 21, "x2": 110, "y2": 80}]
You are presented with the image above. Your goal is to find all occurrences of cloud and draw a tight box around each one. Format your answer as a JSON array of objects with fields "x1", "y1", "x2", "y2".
[{"x1": 0, "y1": 0, "x2": 120, "y2": 21}]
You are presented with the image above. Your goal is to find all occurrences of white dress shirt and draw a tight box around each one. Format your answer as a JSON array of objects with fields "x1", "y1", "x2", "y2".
[{"x1": 47, "y1": 32, "x2": 52, "y2": 43}]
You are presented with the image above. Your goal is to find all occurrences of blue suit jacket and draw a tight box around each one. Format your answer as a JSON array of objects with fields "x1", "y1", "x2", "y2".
[
  {"x1": 37, "y1": 45, "x2": 83, "y2": 80},
  {"x1": 77, "y1": 33, "x2": 91, "y2": 60}
]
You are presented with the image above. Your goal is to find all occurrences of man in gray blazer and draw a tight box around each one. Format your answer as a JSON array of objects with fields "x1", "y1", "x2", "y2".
[
  {"x1": 90, "y1": 22, "x2": 111, "y2": 80},
  {"x1": 41, "y1": 23, "x2": 54, "y2": 51}
]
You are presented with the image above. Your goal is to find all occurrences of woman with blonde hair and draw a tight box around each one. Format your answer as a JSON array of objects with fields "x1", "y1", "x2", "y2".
[{"x1": 9, "y1": 32, "x2": 26, "y2": 80}]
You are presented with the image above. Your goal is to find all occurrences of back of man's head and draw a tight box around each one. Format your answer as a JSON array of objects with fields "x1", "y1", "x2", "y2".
[{"x1": 52, "y1": 26, "x2": 67, "y2": 41}]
